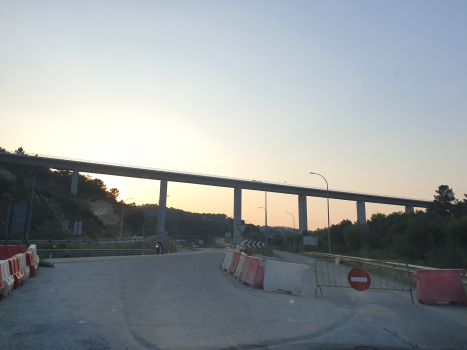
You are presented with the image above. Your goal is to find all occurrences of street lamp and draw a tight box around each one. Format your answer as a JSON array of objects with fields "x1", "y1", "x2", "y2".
[
  {"x1": 30, "y1": 167, "x2": 48, "y2": 204},
  {"x1": 254, "y1": 180, "x2": 268, "y2": 247},
  {"x1": 259, "y1": 206, "x2": 268, "y2": 246},
  {"x1": 310, "y1": 172, "x2": 331, "y2": 253},
  {"x1": 120, "y1": 197, "x2": 133, "y2": 238},
  {"x1": 286, "y1": 212, "x2": 296, "y2": 254}
]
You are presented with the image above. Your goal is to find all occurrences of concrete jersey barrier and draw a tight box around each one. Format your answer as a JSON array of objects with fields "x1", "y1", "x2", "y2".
[
  {"x1": 0, "y1": 260, "x2": 14, "y2": 297},
  {"x1": 261, "y1": 260, "x2": 310, "y2": 296},
  {"x1": 221, "y1": 249, "x2": 236, "y2": 272}
]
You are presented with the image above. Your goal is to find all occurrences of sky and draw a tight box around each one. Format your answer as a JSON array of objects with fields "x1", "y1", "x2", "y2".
[{"x1": 1, "y1": 1, "x2": 466, "y2": 230}]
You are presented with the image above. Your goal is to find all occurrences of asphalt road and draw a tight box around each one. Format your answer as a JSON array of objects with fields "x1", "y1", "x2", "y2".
[{"x1": 1, "y1": 249, "x2": 466, "y2": 350}]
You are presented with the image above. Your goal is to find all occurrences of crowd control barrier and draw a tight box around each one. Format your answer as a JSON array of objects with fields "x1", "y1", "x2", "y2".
[
  {"x1": 261, "y1": 260, "x2": 309, "y2": 296},
  {"x1": 410, "y1": 269, "x2": 467, "y2": 306},
  {"x1": 229, "y1": 251, "x2": 242, "y2": 274},
  {"x1": 221, "y1": 249, "x2": 236, "y2": 272},
  {"x1": 8, "y1": 258, "x2": 24, "y2": 289},
  {"x1": 241, "y1": 256, "x2": 265, "y2": 289},
  {"x1": 314, "y1": 258, "x2": 414, "y2": 303},
  {"x1": 233, "y1": 253, "x2": 248, "y2": 281},
  {"x1": 14, "y1": 254, "x2": 30, "y2": 282},
  {"x1": 0, "y1": 260, "x2": 14, "y2": 297},
  {"x1": 26, "y1": 251, "x2": 38, "y2": 277}
]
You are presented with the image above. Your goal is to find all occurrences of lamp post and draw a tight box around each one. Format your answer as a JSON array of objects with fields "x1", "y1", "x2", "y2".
[
  {"x1": 286, "y1": 212, "x2": 296, "y2": 254},
  {"x1": 259, "y1": 206, "x2": 267, "y2": 246},
  {"x1": 254, "y1": 180, "x2": 268, "y2": 247},
  {"x1": 120, "y1": 197, "x2": 133, "y2": 238},
  {"x1": 310, "y1": 172, "x2": 331, "y2": 253},
  {"x1": 30, "y1": 167, "x2": 48, "y2": 204}
]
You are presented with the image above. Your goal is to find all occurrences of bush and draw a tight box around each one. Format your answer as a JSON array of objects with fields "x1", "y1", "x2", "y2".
[{"x1": 39, "y1": 259, "x2": 54, "y2": 268}]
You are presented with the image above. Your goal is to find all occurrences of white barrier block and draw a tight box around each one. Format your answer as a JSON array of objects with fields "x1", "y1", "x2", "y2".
[
  {"x1": 261, "y1": 260, "x2": 310, "y2": 296},
  {"x1": 233, "y1": 252, "x2": 248, "y2": 281},
  {"x1": 28, "y1": 244, "x2": 40, "y2": 265},
  {"x1": 28, "y1": 244, "x2": 38, "y2": 257},
  {"x1": 221, "y1": 249, "x2": 236, "y2": 272},
  {"x1": 0, "y1": 260, "x2": 14, "y2": 297},
  {"x1": 14, "y1": 254, "x2": 30, "y2": 281}
]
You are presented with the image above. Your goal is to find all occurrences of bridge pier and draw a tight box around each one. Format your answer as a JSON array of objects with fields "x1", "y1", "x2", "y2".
[
  {"x1": 233, "y1": 188, "x2": 242, "y2": 244},
  {"x1": 405, "y1": 206, "x2": 414, "y2": 213},
  {"x1": 71, "y1": 170, "x2": 79, "y2": 195},
  {"x1": 158, "y1": 180, "x2": 168, "y2": 236},
  {"x1": 356, "y1": 201, "x2": 366, "y2": 224},
  {"x1": 298, "y1": 194, "x2": 308, "y2": 234}
]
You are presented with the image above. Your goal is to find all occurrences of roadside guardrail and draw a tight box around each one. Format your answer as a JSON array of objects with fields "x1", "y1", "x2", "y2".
[
  {"x1": 4, "y1": 237, "x2": 155, "y2": 245},
  {"x1": 38, "y1": 249, "x2": 155, "y2": 257},
  {"x1": 301, "y1": 251, "x2": 467, "y2": 286}
]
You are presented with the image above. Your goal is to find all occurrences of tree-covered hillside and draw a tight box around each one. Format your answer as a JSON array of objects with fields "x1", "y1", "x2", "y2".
[{"x1": 272, "y1": 185, "x2": 467, "y2": 268}]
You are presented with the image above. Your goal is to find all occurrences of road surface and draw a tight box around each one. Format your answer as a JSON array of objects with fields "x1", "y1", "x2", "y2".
[{"x1": 0, "y1": 249, "x2": 466, "y2": 349}]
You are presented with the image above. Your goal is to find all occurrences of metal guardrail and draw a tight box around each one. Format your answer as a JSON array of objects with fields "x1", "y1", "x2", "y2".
[
  {"x1": 4, "y1": 238, "x2": 155, "y2": 245},
  {"x1": 302, "y1": 252, "x2": 467, "y2": 286},
  {"x1": 38, "y1": 249, "x2": 155, "y2": 255}
]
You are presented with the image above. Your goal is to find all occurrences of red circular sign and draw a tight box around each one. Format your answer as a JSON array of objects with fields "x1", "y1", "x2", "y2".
[{"x1": 348, "y1": 268, "x2": 371, "y2": 291}]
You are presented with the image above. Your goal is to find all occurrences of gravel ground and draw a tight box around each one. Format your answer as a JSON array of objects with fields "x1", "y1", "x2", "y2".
[{"x1": 0, "y1": 249, "x2": 466, "y2": 350}]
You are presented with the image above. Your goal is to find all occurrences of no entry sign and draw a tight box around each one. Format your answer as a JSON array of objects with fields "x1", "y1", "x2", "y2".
[{"x1": 347, "y1": 268, "x2": 371, "y2": 291}]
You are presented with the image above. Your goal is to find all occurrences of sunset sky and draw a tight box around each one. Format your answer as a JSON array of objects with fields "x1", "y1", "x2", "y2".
[{"x1": 1, "y1": 1, "x2": 466, "y2": 230}]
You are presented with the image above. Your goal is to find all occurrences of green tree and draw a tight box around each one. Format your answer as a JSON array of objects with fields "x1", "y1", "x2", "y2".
[
  {"x1": 342, "y1": 224, "x2": 369, "y2": 251},
  {"x1": 429, "y1": 185, "x2": 456, "y2": 217},
  {"x1": 108, "y1": 188, "x2": 120, "y2": 200},
  {"x1": 0, "y1": 147, "x2": 6, "y2": 153},
  {"x1": 14, "y1": 147, "x2": 26, "y2": 155},
  {"x1": 15, "y1": 171, "x2": 26, "y2": 187}
]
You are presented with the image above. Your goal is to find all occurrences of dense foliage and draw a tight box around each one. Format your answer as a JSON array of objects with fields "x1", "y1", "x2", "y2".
[{"x1": 273, "y1": 185, "x2": 467, "y2": 268}]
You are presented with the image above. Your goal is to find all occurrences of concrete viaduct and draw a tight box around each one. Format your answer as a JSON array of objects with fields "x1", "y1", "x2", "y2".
[{"x1": 0, "y1": 153, "x2": 431, "y2": 244}]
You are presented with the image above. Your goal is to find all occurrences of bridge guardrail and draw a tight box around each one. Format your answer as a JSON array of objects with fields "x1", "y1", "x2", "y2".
[{"x1": 302, "y1": 252, "x2": 467, "y2": 286}]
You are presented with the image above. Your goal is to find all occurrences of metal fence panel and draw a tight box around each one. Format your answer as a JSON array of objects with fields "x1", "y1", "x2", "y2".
[{"x1": 314, "y1": 258, "x2": 414, "y2": 303}]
